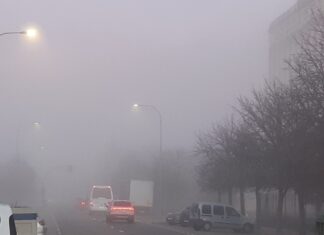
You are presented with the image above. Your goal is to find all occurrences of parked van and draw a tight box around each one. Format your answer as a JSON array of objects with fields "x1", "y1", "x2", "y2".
[
  {"x1": 190, "y1": 202, "x2": 254, "y2": 233},
  {"x1": 0, "y1": 204, "x2": 17, "y2": 235},
  {"x1": 89, "y1": 185, "x2": 113, "y2": 214}
]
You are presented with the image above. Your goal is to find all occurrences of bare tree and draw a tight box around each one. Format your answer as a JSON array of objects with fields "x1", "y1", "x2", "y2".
[
  {"x1": 238, "y1": 81, "x2": 295, "y2": 234},
  {"x1": 286, "y1": 10, "x2": 324, "y2": 235}
]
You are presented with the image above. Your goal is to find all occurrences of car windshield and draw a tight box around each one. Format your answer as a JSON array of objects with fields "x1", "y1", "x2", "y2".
[
  {"x1": 92, "y1": 188, "x2": 111, "y2": 199},
  {"x1": 113, "y1": 201, "x2": 132, "y2": 207},
  {"x1": 3, "y1": 1, "x2": 321, "y2": 235}
]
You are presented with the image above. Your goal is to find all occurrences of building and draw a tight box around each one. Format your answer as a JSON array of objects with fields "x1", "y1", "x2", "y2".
[{"x1": 269, "y1": 0, "x2": 324, "y2": 81}]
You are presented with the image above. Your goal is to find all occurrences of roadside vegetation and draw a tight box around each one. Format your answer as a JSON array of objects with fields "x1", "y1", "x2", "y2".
[{"x1": 196, "y1": 11, "x2": 324, "y2": 235}]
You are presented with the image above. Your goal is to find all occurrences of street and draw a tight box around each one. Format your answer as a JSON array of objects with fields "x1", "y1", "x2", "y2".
[
  {"x1": 44, "y1": 205, "x2": 207, "y2": 235},
  {"x1": 35, "y1": 204, "x2": 306, "y2": 235}
]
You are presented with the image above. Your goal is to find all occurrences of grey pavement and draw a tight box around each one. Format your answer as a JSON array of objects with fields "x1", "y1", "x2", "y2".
[{"x1": 33, "y1": 204, "x2": 313, "y2": 235}]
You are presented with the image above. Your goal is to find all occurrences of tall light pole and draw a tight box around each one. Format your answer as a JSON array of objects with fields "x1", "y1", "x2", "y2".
[
  {"x1": 132, "y1": 104, "x2": 162, "y2": 156},
  {"x1": 132, "y1": 103, "x2": 164, "y2": 215},
  {"x1": 16, "y1": 121, "x2": 42, "y2": 159}
]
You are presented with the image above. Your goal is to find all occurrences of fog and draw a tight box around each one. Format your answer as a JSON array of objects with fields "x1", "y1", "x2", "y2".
[{"x1": 0, "y1": 1, "x2": 295, "y2": 206}]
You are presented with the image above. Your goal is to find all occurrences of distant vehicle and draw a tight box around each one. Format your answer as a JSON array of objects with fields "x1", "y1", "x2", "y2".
[
  {"x1": 0, "y1": 204, "x2": 17, "y2": 235},
  {"x1": 129, "y1": 180, "x2": 154, "y2": 210},
  {"x1": 106, "y1": 200, "x2": 135, "y2": 223},
  {"x1": 166, "y1": 207, "x2": 191, "y2": 226},
  {"x1": 89, "y1": 185, "x2": 113, "y2": 215},
  {"x1": 190, "y1": 202, "x2": 254, "y2": 233}
]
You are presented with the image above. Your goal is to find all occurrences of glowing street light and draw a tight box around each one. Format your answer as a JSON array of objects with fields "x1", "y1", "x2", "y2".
[
  {"x1": 0, "y1": 27, "x2": 39, "y2": 40},
  {"x1": 25, "y1": 28, "x2": 38, "y2": 39}
]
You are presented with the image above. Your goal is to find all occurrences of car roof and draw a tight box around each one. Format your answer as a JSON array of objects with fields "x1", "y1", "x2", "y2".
[
  {"x1": 194, "y1": 202, "x2": 234, "y2": 207},
  {"x1": 113, "y1": 200, "x2": 131, "y2": 203},
  {"x1": 92, "y1": 185, "x2": 111, "y2": 188}
]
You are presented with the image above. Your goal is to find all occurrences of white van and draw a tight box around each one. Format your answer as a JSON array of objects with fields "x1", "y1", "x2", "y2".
[
  {"x1": 89, "y1": 185, "x2": 113, "y2": 214},
  {"x1": 0, "y1": 204, "x2": 17, "y2": 235},
  {"x1": 190, "y1": 202, "x2": 254, "y2": 233}
]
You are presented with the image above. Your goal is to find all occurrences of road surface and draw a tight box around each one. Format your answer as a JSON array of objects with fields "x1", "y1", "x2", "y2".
[
  {"x1": 35, "y1": 205, "x2": 296, "y2": 235},
  {"x1": 46, "y1": 205, "x2": 205, "y2": 235}
]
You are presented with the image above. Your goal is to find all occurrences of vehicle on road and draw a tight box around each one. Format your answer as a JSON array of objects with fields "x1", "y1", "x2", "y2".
[
  {"x1": 166, "y1": 207, "x2": 191, "y2": 226},
  {"x1": 190, "y1": 202, "x2": 254, "y2": 233},
  {"x1": 89, "y1": 185, "x2": 113, "y2": 215},
  {"x1": 106, "y1": 200, "x2": 135, "y2": 223},
  {"x1": 129, "y1": 180, "x2": 154, "y2": 211},
  {"x1": 0, "y1": 204, "x2": 17, "y2": 235}
]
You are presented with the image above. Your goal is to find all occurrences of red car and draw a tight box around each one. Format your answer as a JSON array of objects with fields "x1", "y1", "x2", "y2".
[{"x1": 106, "y1": 200, "x2": 135, "y2": 223}]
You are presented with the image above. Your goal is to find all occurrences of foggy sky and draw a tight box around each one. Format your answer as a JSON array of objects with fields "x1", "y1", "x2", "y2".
[{"x1": 0, "y1": 0, "x2": 295, "y2": 168}]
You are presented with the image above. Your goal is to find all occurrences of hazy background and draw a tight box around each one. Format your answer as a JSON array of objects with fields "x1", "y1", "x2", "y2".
[{"x1": 0, "y1": 0, "x2": 296, "y2": 202}]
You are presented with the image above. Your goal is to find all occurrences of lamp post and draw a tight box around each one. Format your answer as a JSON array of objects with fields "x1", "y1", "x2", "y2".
[
  {"x1": 0, "y1": 28, "x2": 38, "y2": 39},
  {"x1": 132, "y1": 104, "x2": 164, "y2": 214},
  {"x1": 132, "y1": 104, "x2": 162, "y2": 156},
  {"x1": 16, "y1": 122, "x2": 42, "y2": 159}
]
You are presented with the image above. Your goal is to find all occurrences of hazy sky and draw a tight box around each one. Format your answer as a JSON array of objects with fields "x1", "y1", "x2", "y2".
[{"x1": 0, "y1": 1, "x2": 296, "y2": 166}]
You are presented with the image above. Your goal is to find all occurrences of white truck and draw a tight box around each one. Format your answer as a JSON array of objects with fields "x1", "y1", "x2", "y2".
[
  {"x1": 12, "y1": 207, "x2": 46, "y2": 235},
  {"x1": 129, "y1": 180, "x2": 154, "y2": 210},
  {"x1": 0, "y1": 204, "x2": 16, "y2": 235}
]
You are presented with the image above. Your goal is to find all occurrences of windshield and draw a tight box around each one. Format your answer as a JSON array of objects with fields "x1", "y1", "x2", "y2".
[
  {"x1": 92, "y1": 188, "x2": 112, "y2": 199},
  {"x1": 113, "y1": 201, "x2": 132, "y2": 207},
  {"x1": 3, "y1": 1, "x2": 320, "y2": 235}
]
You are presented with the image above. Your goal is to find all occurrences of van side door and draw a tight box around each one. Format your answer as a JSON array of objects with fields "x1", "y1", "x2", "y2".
[
  {"x1": 212, "y1": 205, "x2": 226, "y2": 228},
  {"x1": 224, "y1": 206, "x2": 241, "y2": 229}
]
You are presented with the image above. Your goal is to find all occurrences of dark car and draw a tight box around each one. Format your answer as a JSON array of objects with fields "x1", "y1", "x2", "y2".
[
  {"x1": 166, "y1": 212, "x2": 180, "y2": 225},
  {"x1": 166, "y1": 207, "x2": 190, "y2": 226}
]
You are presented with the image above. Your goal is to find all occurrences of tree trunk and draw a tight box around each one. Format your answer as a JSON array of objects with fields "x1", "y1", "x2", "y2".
[
  {"x1": 265, "y1": 193, "x2": 269, "y2": 214},
  {"x1": 255, "y1": 186, "x2": 262, "y2": 231},
  {"x1": 218, "y1": 189, "x2": 222, "y2": 203},
  {"x1": 315, "y1": 196, "x2": 322, "y2": 217},
  {"x1": 298, "y1": 191, "x2": 306, "y2": 235},
  {"x1": 228, "y1": 187, "x2": 233, "y2": 205},
  {"x1": 276, "y1": 188, "x2": 286, "y2": 235},
  {"x1": 239, "y1": 185, "x2": 246, "y2": 215}
]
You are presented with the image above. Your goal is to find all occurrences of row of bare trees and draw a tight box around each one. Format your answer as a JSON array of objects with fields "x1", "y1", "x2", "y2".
[{"x1": 196, "y1": 11, "x2": 324, "y2": 235}]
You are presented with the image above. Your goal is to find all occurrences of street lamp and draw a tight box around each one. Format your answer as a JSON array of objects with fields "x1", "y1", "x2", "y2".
[
  {"x1": 25, "y1": 28, "x2": 38, "y2": 39},
  {"x1": 132, "y1": 103, "x2": 164, "y2": 214},
  {"x1": 16, "y1": 121, "x2": 42, "y2": 158},
  {"x1": 0, "y1": 27, "x2": 38, "y2": 40},
  {"x1": 132, "y1": 104, "x2": 162, "y2": 155}
]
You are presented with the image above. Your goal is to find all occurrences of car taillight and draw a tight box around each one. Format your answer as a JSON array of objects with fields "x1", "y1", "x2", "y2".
[
  {"x1": 111, "y1": 207, "x2": 134, "y2": 211},
  {"x1": 81, "y1": 201, "x2": 86, "y2": 205}
]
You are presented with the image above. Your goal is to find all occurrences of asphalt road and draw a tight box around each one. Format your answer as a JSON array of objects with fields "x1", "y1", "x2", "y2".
[
  {"x1": 34, "y1": 205, "x2": 289, "y2": 235},
  {"x1": 49, "y1": 206, "x2": 200, "y2": 235}
]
